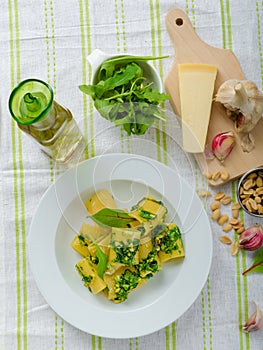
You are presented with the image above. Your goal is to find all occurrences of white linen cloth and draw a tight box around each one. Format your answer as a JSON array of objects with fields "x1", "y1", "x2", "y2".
[{"x1": 0, "y1": 0, "x2": 263, "y2": 349}]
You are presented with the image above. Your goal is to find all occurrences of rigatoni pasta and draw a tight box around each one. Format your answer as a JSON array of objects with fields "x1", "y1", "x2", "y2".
[{"x1": 72, "y1": 190, "x2": 185, "y2": 303}]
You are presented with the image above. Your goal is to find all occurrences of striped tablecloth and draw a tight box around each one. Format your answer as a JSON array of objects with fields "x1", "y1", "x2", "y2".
[{"x1": 1, "y1": 1, "x2": 263, "y2": 349}]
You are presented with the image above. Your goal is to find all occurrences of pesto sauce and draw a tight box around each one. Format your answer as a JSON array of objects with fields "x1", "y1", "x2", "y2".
[
  {"x1": 153, "y1": 225, "x2": 182, "y2": 254},
  {"x1": 138, "y1": 251, "x2": 159, "y2": 276},
  {"x1": 114, "y1": 269, "x2": 140, "y2": 302},
  {"x1": 139, "y1": 209, "x2": 156, "y2": 220},
  {"x1": 76, "y1": 265, "x2": 93, "y2": 285},
  {"x1": 111, "y1": 238, "x2": 140, "y2": 266},
  {"x1": 78, "y1": 234, "x2": 89, "y2": 246}
]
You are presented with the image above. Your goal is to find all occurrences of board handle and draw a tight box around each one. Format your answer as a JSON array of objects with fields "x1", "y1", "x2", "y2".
[{"x1": 166, "y1": 9, "x2": 208, "y2": 57}]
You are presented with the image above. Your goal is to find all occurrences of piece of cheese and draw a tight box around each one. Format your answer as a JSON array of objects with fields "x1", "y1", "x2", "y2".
[{"x1": 178, "y1": 63, "x2": 217, "y2": 153}]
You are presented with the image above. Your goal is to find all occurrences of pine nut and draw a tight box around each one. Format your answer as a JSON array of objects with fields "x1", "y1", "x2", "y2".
[
  {"x1": 236, "y1": 226, "x2": 245, "y2": 234},
  {"x1": 198, "y1": 189, "x2": 211, "y2": 197},
  {"x1": 212, "y1": 171, "x2": 221, "y2": 181},
  {"x1": 211, "y1": 209, "x2": 221, "y2": 220},
  {"x1": 232, "y1": 209, "x2": 239, "y2": 219},
  {"x1": 232, "y1": 202, "x2": 241, "y2": 210},
  {"x1": 220, "y1": 196, "x2": 232, "y2": 205},
  {"x1": 230, "y1": 241, "x2": 239, "y2": 256},
  {"x1": 220, "y1": 235, "x2": 232, "y2": 244},
  {"x1": 218, "y1": 214, "x2": 229, "y2": 226},
  {"x1": 222, "y1": 223, "x2": 233, "y2": 233},
  {"x1": 210, "y1": 201, "x2": 221, "y2": 211},
  {"x1": 221, "y1": 170, "x2": 229, "y2": 181},
  {"x1": 203, "y1": 171, "x2": 213, "y2": 179},
  {"x1": 214, "y1": 192, "x2": 225, "y2": 201},
  {"x1": 229, "y1": 218, "x2": 239, "y2": 225}
]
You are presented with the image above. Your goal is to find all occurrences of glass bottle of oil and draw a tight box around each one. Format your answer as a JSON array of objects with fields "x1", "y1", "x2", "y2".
[{"x1": 9, "y1": 79, "x2": 84, "y2": 163}]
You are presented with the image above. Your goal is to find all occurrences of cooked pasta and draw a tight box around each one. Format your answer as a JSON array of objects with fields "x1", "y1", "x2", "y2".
[{"x1": 71, "y1": 190, "x2": 185, "y2": 303}]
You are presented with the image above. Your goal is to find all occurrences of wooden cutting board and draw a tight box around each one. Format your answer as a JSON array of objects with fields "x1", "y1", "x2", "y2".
[{"x1": 164, "y1": 9, "x2": 263, "y2": 186}]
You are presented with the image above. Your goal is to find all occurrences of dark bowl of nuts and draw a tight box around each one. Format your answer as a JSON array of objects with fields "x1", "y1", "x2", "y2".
[{"x1": 237, "y1": 167, "x2": 263, "y2": 217}]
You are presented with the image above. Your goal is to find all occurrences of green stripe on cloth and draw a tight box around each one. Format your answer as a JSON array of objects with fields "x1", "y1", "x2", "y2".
[
  {"x1": 171, "y1": 321, "x2": 176, "y2": 350},
  {"x1": 207, "y1": 276, "x2": 213, "y2": 348},
  {"x1": 78, "y1": 0, "x2": 89, "y2": 159},
  {"x1": 185, "y1": 3, "x2": 212, "y2": 349},
  {"x1": 114, "y1": 0, "x2": 126, "y2": 154},
  {"x1": 120, "y1": 0, "x2": 127, "y2": 51},
  {"x1": 155, "y1": 0, "x2": 168, "y2": 166},
  {"x1": 8, "y1": 2, "x2": 22, "y2": 349},
  {"x1": 226, "y1": 0, "x2": 249, "y2": 347},
  {"x1": 54, "y1": 315, "x2": 58, "y2": 349},
  {"x1": 79, "y1": 1, "x2": 98, "y2": 347},
  {"x1": 9, "y1": 0, "x2": 28, "y2": 348},
  {"x1": 150, "y1": 1, "x2": 173, "y2": 348},
  {"x1": 149, "y1": 0, "x2": 162, "y2": 163},
  {"x1": 222, "y1": 1, "x2": 250, "y2": 348},
  {"x1": 43, "y1": 1, "x2": 66, "y2": 347},
  {"x1": 85, "y1": 0, "x2": 95, "y2": 158}
]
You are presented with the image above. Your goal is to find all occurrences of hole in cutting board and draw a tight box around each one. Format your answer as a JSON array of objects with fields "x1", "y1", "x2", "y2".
[{"x1": 175, "y1": 18, "x2": 183, "y2": 26}]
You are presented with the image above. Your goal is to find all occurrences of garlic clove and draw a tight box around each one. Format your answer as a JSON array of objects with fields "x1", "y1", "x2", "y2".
[
  {"x1": 238, "y1": 224, "x2": 263, "y2": 251},
  {"x1": 204, "y1": 144, "x2": 215, "y2": 160},
  {"x1": 243, "y1": 302, "x2": 263, "y2": 333},
  {"x1": 211, "y1": 131, "x2": 235, "y2": 161}
]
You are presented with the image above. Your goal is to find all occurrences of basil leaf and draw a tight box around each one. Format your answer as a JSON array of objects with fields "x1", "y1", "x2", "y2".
[
  {"x1": 95, "y1": 244, "x2": 108, "y2": 279},
  {"x1": 88, "y1": 208, "x2": 138, "y2": 228},
  {"x1": 242, "y1": 247, "x2": 263, "y2": 275}
]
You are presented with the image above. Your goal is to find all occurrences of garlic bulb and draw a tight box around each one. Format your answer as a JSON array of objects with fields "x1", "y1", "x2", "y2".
[{"x1": 215, "y1": 79, "x2": 263, "y2": 152}]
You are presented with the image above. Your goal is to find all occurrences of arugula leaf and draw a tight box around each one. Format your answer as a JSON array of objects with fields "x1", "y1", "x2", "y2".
[
  {"x1": 242, "y1": 247, "x2": 263, "y2": 275},
  {"x1": 79, "y1": 55, "x2": 170, "y2": 135},
  {"x1": 98, "y1": 55, "x2": 169, "y2": 80},
  {"x1": 88, "y1": 208, "x2": 138, "y2": 228},
  {"x1": 95, "y1": 244, "x2": 108, "y2": 279}
]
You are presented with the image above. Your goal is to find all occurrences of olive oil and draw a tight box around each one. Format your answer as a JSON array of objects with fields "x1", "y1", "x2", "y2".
[
  {"x1": 18, "y1": 101, "x2": 84, "y2": 162},
  {"x1": 9, "y1": 79, "x2": 84, "y2": 163}
]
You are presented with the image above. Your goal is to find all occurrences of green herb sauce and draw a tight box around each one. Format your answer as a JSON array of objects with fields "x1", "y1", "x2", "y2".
[
  {"x1": 114, "y1": 269, "x2": 140, "y2": 302},
  {"x1": 111, "y1": 238, "x2": 140, "y2": 266},
  {"x1": 153, "y1": 225, "x2": 182, "y2": 254}
]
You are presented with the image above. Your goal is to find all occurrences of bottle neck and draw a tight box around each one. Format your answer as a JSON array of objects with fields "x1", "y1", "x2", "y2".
[
  {"x1": 23, "y1": 93, "x2": 41, "y2": 112},
  {"x1": 19, "y1": 91, "x2": 51, "y2": 124}
]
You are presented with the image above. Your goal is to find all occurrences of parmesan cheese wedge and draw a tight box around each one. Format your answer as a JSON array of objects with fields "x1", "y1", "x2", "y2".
[{"x1": 178, "y1": 63, "x2": 217, "y2": 153}]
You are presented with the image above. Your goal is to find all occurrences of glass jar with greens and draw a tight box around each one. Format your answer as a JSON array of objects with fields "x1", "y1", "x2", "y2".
[{"x1": 9, "y1": 79, "x2": 84, "y2": 163}]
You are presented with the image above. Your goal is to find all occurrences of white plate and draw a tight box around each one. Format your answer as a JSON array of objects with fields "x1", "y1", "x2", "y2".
[{"x1": 28, "y1": 153, "x2": 212, "y2": 338}]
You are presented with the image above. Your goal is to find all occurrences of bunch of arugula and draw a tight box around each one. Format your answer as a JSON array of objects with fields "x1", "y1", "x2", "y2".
[{"x1": 79, "y1": 55, "x2": 170, "y2": 135}]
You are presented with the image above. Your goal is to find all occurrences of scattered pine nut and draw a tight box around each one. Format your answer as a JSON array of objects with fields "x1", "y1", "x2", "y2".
[
  {"x1": 222, "y1": 223, "x2": 233, "y2": 233},
  {"x1": 203, "y1": 171, "x2": 213, "y2": 179},
  {"x1": 220, "y1": 196, "x2": 232, "y2": 205},
  {"x1": 229, "y1": 218, "x2": 239, "y2": 226},
  {"x1": 214, "y1": 192, "x2": 225, "y2": 201},
  {"x1": 232, "y1": 209, "x2": 239, "y2": 219},
  {"x1": 220, "y1": 235, "x2": 232, "y2": 244},
  {"x1": 197, "y1": 189, "x2": 211, "y2": 197},
  {"x1": 221, "y1": 170, "x2": 229, "y2": 181},
  {"x1": 236, "y1": 226, "x2": 245, "y2": 235},
  {"x1": 218, "y1": 214, "x2": 229, "y2": 226},
  {"x1": 211, "y1": 209, "x2": 221, "y2": 221},
  {"x1": 230, "y1": 241, "x2": 239, "y2": 256},
  {"x1": 212, "y1": 171, "x2": 221, "y2": 181},
  {"x1": 210, "y1": 201, "x2": 221, "y2": 211},
  {"x1": 232, "y1": 202, "x2": 241, "y2": 210}
]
